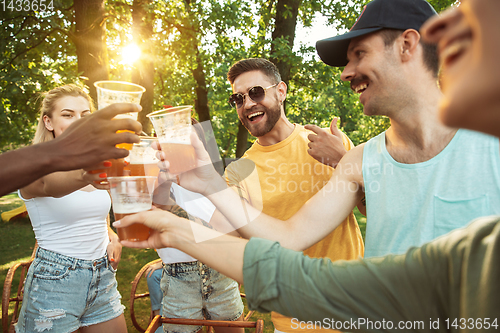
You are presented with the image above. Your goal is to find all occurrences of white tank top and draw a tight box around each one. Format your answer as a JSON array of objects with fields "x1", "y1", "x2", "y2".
[
  {"x1": 157, "y1": 183, "x2": 216, "y2": 264},
  {"x1": 19, "y1": 188, "x2": 111, "y2": 260}
]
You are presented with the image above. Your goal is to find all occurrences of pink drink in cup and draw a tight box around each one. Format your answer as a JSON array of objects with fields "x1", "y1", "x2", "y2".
[{"x1": 147, "y1": 106, "x2": 196, "y2": 174}]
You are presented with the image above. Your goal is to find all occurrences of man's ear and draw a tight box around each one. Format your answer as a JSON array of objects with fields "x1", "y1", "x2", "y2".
[
  {"x1": 400, "y1": 29, "x2": 421, "y2": 62},
  {"x1": 277, "y1": 81, "x2": 287, "y2": 103},
  {"x1": 43, "y1": 115, "x2": 54, "y2": 131}
]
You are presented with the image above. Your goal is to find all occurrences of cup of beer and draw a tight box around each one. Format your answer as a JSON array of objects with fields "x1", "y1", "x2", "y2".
[
  {"x1": 106, "y1": 158, "x2": 127, "y2": 177},
  {"x1": 94, "y1": 80, "x2": 146, "y2": 150},
  {"x1": 126, "y1": 136, "x2": 160, "y2": 177},
  {"x1": 147, "y1": 106, "x2": 197, "y2": 174},
  {"x1": 107, "y1": 137, "x2": 159, "y2": 177},
  {"x1": 108, "y1": 176, "x2": 156, "y2": 241}
]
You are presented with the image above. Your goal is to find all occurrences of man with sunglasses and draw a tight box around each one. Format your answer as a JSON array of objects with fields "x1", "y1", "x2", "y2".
[
  {"x1": 198, "y1": 0, "x2": 500, "y2": 263},
  {"x1": 221, "y1": 58, "x2": 364, "y2": 333},
  {"x1": 156, "y1": 0, "x2": 499, "y2": 268}
]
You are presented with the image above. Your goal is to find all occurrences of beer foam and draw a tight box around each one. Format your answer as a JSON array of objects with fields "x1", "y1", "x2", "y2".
[
  {"x1": 141, "y1": 154, "x2": 159, "y2": 164},
  {"x1": 158, "y1": 138, "x2": 191, "y2": 145},
  {"x1": 129, "y1": 158, "x2": 158, "y2": 164},
  {"x1": 113, "y1": 202, "x2": 152, "y2": 214}
]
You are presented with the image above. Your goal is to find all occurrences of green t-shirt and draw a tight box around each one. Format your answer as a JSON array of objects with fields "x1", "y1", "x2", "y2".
[{"x1": 243, "y1": 216, "x2": 500, "y2": 332}]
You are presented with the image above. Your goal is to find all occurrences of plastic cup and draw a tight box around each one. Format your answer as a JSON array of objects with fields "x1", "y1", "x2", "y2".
[
  {"x1": 108, "y1": 176, "x2": 156, "y2": 241},
  {"x1": 107, "y1": 137, "x2": 160, "y2": 177},
  {"x1": 94, "y1": 81, "x2": 146, "y2": 149},
  {"x1": 126, "y1": 136, "x2": 160, "y2": 177},
  {"x1": 147, "y1": 106, "x2": 196, "y2": 174}
]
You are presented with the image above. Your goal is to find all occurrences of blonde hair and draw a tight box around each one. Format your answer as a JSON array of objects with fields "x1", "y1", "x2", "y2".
[{"x1": 33, "y1": 84, "x2": 94, "y2": 144}]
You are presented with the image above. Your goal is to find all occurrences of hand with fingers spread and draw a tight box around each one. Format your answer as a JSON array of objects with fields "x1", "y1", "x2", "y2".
[
  {"x1": 0, "y1": 103, "x2": 142, "y2": 197},
  {"x1": 304, "y1": 117, "x2": 348, "y2": 168}
]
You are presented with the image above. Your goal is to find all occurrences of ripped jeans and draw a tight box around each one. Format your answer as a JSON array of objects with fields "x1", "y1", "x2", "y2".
[
  {"x1": 15, "y1": 247, "x2": 124, "y2": 333},
  {"x1": 160, "y1": 261, "x2": 244, "y2": 333}
]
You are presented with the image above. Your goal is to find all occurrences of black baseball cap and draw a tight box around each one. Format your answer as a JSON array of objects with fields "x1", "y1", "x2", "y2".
[{"x1": 316, "y1": 0, "x2": 437, "y2": 67}]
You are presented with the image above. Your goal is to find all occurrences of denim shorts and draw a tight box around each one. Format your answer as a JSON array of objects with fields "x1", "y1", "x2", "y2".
[
  {"x1": 160, "y1": 261, "x2": 244, "y2": 333},
  {"x1": 15, "y1": 247, "x2": 125, "y2": 333}
]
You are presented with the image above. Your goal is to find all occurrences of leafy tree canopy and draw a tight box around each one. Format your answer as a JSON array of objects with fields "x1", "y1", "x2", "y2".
[{"x1": 0, "y1": 0, "x2": 459, "y2": 154}]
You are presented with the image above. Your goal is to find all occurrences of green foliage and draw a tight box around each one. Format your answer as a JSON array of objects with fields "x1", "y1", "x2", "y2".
[
  {"x1": 0, "y1": 0, "x2": 459, "y2": 155},
  {"x1": 0, "y1": 0, "x2": 82, "y2": 151},
  {"x1": 428, "y1": 0, "x2": 461, "y2": 12}
]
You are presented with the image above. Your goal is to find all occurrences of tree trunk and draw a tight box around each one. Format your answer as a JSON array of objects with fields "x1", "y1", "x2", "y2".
[
  {"x1": 235, "y1": 120, "x2": 249, "y2": 158},
  {"x1": 193, "y1": 51, "x2": 210, "y2": 123},
  {"x1": 132, "y1": 0, "x2": 155, "y2": 135},
  {"x1": 270, "y1": 0, "x2": 302, "y2": 114},
  {"x1": 183, "y1": 0, "x2": 211, "y2": 123},
  {"x1": 73, "y1": 0, "x2": 109, "y2": 101}
]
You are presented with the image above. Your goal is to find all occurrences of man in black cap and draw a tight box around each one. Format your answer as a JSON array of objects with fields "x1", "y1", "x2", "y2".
[
  {"x1": 302, "y1": 0, "x2": 500, "y2": 258},
  {"x1": 169, "y1": 0, "x2": 500, "y2": 263}
]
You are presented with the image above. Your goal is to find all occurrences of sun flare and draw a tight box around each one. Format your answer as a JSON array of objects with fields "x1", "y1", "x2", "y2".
[{"x1": 121, "y1": 43, "x2": 141, "y2": 65}]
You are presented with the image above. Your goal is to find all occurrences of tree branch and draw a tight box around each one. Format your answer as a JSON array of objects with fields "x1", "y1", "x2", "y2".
[
  {"x1": 222, "y1": 134, "x2": 234, "y2": 159},
  {"x1": 1, "y1": 28, "x2": 69, "y2": 71},
  {"x1": 157, "y1": 73, "x2": 166, "y2": 97},
  {"x1": 12, "y1": 15, "x2": 39, "y2": 37},
  {"x1": 1, "y1": 14, "x2": 36, "y2": 23}
]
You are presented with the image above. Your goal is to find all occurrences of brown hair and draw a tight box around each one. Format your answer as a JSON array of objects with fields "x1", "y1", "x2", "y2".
[
  {"x1": 33, "y1": 84, "x2": 94, "y2": 144},
  {"x1": 227, "y1": 58, "x2": 281, "y2": 85},
  {"x1": 379, "y1": 29, "x2": 439, "y2": 78}
]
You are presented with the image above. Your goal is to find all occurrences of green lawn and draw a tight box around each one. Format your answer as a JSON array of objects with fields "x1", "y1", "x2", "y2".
[
  {"x1": 0, "y1": 193, "x2": 36, "y2": 333},
  {"x1": 354, "y1": 206, "x2": 367, "y2": 240},
  {"x1": 0, "y1": 193, "x2": 367, "y2": 333},
  {"x1": 0, "y1": 193, "x2": 273, "y2": 333}
]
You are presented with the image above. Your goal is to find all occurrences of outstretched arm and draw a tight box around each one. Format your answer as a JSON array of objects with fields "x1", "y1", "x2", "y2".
[
  {"x1": 165, "y1": 134, "x2": 365, "y2": 251},
  {"x1": 0, "y1": 103, "x2": 142, "y2": 197},
  {"x1": 115, "y1": 209, "x2": 247, "y2": 283},
  {"x1": 115, "y1": 204, "x2": 455, "y2": 327},
  {"x1": 203, "y1": 174, "x2": 361, "y2": 251}
]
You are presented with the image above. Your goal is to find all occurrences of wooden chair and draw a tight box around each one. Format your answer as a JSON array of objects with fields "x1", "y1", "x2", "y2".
[
  {"x1": 130, "y1": 259, "x2": 259, "y2": 333},
  {"x1": 130, "y1": 258, "x2": 163, "y2": 332},
  {"x1": 2, "y1": 242, "x2": 38, "y2": 333},
  {"x1": 145, "y1": 316, "x2": 264, "y2": 333}
]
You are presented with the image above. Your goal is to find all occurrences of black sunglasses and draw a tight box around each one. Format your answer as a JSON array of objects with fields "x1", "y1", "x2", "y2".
[{"x1": 228, "y1": 83, "x2": 279, "y2": 109}]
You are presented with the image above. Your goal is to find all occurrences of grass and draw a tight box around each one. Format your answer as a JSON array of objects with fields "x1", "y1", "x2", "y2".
[
  {"x1": 0, "y1": 193, "x2": 36, "y2": 333},
  {"x1": 0, "y1": 193, "x2": 273, "y2": 333},
  {"x1": 354, "y1": 206, "x2": 367, "y2": 240},
  {"x1": 0, "y1": 193, "x2": 367, "y2": 333}
]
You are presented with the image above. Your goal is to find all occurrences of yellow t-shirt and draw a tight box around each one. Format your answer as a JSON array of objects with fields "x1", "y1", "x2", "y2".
[{"x1": 225, "y1": 125, "x2": 364, "y2": 333}]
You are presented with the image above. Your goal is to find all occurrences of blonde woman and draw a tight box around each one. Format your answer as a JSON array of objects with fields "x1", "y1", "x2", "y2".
[{"x1": 16, "y1": 85, "x2": 127, "y2": 333}]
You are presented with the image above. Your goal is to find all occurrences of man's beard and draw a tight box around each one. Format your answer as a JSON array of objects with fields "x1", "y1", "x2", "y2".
[{"x1": 240, "y1": 102, "x2": 281, "y2": 137}]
